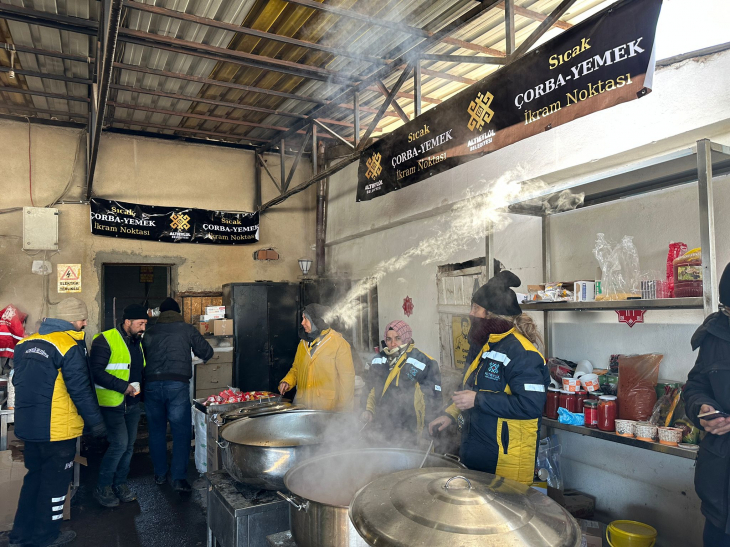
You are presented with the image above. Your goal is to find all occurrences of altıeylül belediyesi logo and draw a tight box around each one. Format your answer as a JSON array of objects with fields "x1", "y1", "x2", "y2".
[
  {"x1": 365, "y1": 152, "x2": 383, "y2": 180},
  {"x1": 467, "y1": 91, "x2": 495, "y2": 132}
]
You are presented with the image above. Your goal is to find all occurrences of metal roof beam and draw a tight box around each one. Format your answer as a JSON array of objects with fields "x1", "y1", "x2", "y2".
[
  {"x1": 313, "y1": 119, "x2": 354, "y2": 149},
  {"x1": 495, "y1": 1, "x2": 573, "y2": 31},
  {"x1": 0, "y1": 67, "x2": 91, "y2": 85},
  {"x1": 359, "y1": 64, "x2": 412, "y2": 149},
  {"x1": 512, "y1": 0, "x2": 578, "y2": 59},
  {"x1": 106, "y1": 125, "x2": 266, "y2": 150},
  {"x1": 109, "y1": 118, "x2": 268, "y2": 144},
  {"x1": 0, "y1": 3, "x2": 97, "y2": 36},
  {"x1": 0, "y1": 102, "x2": 88, "y2": 119},
  {"x1": 376, "y1": 80, "x2": 409, "y2": 123},
  {"x1": 256, "y1": 153, "x2": 282, "y2": 192},
  {"x1": 279, "y1": 0, "x2": 505, "y2": 57},
  {"x1": 0, "y1": 42, "x2": 93, "y2": 64},
  {"x1": 505, "y1": 0, "x2": 516, "y2": 56},
  {"x1": 284, "y1": 126, "x2": 311, "y2": 192},
  {"x1": 122, "y1": 1, "x2": 390, "y2": 67},
  {"x1": 86, "y1": 0, "x2": 122, "y2": 200},
  {"x1": 118, "y1": 29, "x2": 361, "y2": 86},
  {"x1": 0, "y1": 85, "x2": 88, "y2": 102},
  {"x1": 418, "y1": 54, "x2": 506, "y2": 65},
  {"x1": 419, "y1": 66, "x2": 476, "y2": 86},
  {"x1": 0, "y1": 112, "x2": 85, "y2": 129}
]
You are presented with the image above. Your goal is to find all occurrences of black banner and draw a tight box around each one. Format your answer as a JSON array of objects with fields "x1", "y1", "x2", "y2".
[
  {"x1": 357, "y1": 0, "x2": 662, "y2": 201},
  {"x1": 90, "y1": 198, "x2": 259, "y2": 245}
]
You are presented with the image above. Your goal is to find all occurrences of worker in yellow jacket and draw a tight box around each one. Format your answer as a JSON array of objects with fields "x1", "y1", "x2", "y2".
[{"x1": 278, "y1": 304, "x2": 355, "y2": 412}]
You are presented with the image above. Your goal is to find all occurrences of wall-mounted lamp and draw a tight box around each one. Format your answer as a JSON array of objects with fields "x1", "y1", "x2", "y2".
[{"x1": 298, "y1": 258, "x2": 313, "y2": 276}]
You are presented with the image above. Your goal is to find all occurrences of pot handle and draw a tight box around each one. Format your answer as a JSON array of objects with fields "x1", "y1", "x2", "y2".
[
  {"x1": 444, "y1": 476, "x2": 472, "y2": 490},
  {"x1": 216, "y1": 440, "x2": 229, "y2": 449},
  {"x1": 277, "y1": 491, "x2": 309, "y2": 512},
  {"x1": 442, "y1": 453, "x2": 461, "y2": 463}
]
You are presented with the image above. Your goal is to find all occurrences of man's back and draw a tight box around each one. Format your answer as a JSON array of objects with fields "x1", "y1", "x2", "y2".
[{"x1": 142, "y1": 310, "x2": 213, "y2": 383}]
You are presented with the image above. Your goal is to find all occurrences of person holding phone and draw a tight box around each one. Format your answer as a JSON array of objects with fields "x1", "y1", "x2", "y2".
[{"x1": 683, "y1": 262, "x2": 730, "y2": 547}]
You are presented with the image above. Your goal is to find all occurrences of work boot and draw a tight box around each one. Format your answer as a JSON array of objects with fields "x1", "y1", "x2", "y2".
[
  {"x1": 94, "y1": 485, "x2": 120, "y2": 508},
  {"x1": 47, "y1": 530, "x2": 77, "y2": 546},
  {"x1": 171, "y1": 479, "x2": 192, "y2": 493},
  {"x1": 154, "y1": 474, "x2": 166, "y2": 485},
  {"x1": 113, "y1": 483, "x2": 137, "y2": 503}
]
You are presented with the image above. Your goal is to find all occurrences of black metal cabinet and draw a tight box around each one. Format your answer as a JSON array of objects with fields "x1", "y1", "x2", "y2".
[{"x1": 223, "y1": 283, "x2": 300, "y2": 393}]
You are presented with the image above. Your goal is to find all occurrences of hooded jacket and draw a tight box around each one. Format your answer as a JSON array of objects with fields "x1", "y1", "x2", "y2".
[
  {"x1": 364, "y1": 343, "x2": 442, "y2": 445},
  {"x1": 13, "y1": 318, "x2": 104, "y2": 442},
  {"x1": 142, "y1": 311, "x2": 214, "y2": 383},
  {"x1": 683, "y1": 312, "x2": 730, "y2": 533},
  {"x1": 281, "y1": 328, "x2": 355, "y2": 412},
  {"x1": 445, "y1": 328, "x2": 549, "y2": 484}
]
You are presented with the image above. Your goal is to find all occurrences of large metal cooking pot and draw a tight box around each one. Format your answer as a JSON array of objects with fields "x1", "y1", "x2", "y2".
[
  {"x1": 219, "y1": 409, "x2": 359, "y2": 490},
  {"x1": 349, "y1": 468, "x2": 582, "y2": 547},
  {"x1": 280, "y1": 448, "x2": 466, "y2": 547}
]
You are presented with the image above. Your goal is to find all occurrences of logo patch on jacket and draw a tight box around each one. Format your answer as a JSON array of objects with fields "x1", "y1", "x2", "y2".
[
  {"x1": 484, "y1": 361, "x2": 500, "y2": 381},
  {"x1": 26, "y1": 347, "x2": 50, "y2": 358}
]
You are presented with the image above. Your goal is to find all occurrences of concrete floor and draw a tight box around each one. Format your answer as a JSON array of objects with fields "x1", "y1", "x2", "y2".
[{"x1": 0, "y1": 435, "x2": 209, "y2": 547}]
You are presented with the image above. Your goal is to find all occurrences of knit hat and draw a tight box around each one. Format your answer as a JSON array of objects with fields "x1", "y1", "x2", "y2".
[
  {"x1": 56, "y1": 297, "x2": 88, "y2": 322},
  {"x1": 123, "y1": 304, "x2": 148, "y2": 321},
  {"x1": 159, "y1": 297, "x2": 181, "y2": 314},
  {"x1": 303, "y1": 303, "x2": 331, "y2": 332},
  {"x1": 720, "y1": 262, "x2": 730, "y2": 306},
  {"x1": 384, "y1": 320, "x2": 412, "y2": 345},
  {"x1": 472, "y1": 270, "x2": 522, "y2": 316}
]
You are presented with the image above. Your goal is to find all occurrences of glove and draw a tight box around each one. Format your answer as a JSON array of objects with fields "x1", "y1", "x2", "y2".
[{"x1": 90, "y1": 421, "x2": 107, "y2": 439}]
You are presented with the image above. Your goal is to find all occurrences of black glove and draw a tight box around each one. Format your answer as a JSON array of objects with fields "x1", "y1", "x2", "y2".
[{"x1": 90, "y1": 421, "x2": 107, "y2": 439}]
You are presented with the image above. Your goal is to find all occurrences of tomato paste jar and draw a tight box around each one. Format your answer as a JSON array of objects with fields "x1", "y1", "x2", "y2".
[
  {"x1": 598, "y1": 395, "x2": 618, "y2": 432},
  {"x1": 575, "y1": 390, "x2": 588, "y2": 410},
  {"x1": 545, "y1": 388, "x2": 560, "y2": 419},
  {"x1": 559, "y1": 390, "x2": 577, "y2": 413},
  {"x1": 584, "y1": 400, "x2": 599, "y2": 428}
]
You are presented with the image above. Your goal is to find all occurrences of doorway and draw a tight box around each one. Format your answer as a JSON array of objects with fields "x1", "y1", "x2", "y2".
[{"x1": 102, "y1": 264, "x2": 172, "y2": 330}]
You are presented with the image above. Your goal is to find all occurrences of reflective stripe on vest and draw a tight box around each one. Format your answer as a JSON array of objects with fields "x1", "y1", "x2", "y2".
[{"x1": 93, "y1": 329, "x2": 145, "y2": 407}]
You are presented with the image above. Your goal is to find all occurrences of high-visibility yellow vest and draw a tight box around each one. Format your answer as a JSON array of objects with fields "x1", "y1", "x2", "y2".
[{"x1": 93, "y1": 328, "x2": 145, "y2": 407}]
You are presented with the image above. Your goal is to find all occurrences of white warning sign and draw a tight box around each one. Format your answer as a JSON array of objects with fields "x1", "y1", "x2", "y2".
[{"x1": 58, "y1": 264, "x2": 81, "y2": 293}]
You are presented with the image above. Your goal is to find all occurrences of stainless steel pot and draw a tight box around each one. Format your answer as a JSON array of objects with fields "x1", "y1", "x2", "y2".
[
  {"x1": 280, "y1": 448, "x2": 466, "y2": 547},
  {"x1": 219, "y1": 409, "x2": 358, "y2": 490}
]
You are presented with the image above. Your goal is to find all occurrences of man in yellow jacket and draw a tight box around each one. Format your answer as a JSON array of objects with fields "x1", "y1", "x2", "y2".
[{"x1": 278, "y1": 304, "x2": 355, "y2": 411}]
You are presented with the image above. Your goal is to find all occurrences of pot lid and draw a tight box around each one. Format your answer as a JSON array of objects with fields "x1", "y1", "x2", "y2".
[
  {"x1": 349, "y1": 468, "x2": 581, "y2": 547},
  {"x1": 219, "y1": 402, "x2": 293, "y2": 422}
]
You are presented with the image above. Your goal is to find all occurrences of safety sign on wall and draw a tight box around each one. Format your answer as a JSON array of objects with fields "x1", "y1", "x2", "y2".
[{"x1": 58, "y1": 264, "x2": 82, "y2": 293}]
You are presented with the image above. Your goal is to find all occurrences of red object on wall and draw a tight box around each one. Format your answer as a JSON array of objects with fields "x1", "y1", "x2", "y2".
[
  {"x1": 616, "y1": 309, "x2": 646, "y2": 327},
  {"x1": 402, "y1": 296, "x2": 414, "y2": 317}
]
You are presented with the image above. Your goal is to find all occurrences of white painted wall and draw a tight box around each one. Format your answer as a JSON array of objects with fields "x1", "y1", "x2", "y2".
[{"x1": 326, "y1": 48, "x2": 730, "y2": 546}]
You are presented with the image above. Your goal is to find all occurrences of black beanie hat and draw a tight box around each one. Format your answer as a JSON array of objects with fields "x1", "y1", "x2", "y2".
[
  {"x1": 159, "y1": 297, "x2": 181, "y2": 314},
  {"x1": 720, "y1": 262, "x2": 730, "y2": 306},
  {"x1": 123, "y1": 304, "x2": 148, "y2": 321},
  {"x1": 472, "y1": 270, "x2": 522, "y2": 316},
  {"x1": 303, "y1": 303, "x2": 331, "y2": 331}
]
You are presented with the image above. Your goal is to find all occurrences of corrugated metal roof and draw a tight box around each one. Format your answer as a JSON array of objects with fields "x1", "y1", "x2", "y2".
[{"x1": 0, "y1": 0, "x2": 615, "y2": 148}]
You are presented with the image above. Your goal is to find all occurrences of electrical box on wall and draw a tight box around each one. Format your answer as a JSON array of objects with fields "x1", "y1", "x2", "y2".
[{"x1": 23, "y1": 207, "x2": 59, "y2": 251}]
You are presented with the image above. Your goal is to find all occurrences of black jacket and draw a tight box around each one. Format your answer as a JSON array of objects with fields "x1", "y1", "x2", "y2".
[
  {"x1": 13, "y1": 319, "x2": 104, "y2": 442},
  {"x1": 142, "y1": 311, "x2": 213, "y2": 384},
  {"x1": 683, "y1": 312, "x2": 730, "y2": 533},
  {"x1": 89, "y1": 326, "x2": 144, "y2": 410}
]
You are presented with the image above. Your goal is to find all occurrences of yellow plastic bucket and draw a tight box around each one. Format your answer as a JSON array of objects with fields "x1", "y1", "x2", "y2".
[{"x1": 606, "y1": 520, "x2": 657, "y2": 547}]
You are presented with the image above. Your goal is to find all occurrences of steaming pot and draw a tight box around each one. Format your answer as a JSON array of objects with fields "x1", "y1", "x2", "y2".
[
  {"x1": 279, "y1": 448, "x2": 465, "y2": 547},
  {"x1": 219, "y1": 409, "x2": 358, "y2": 490},
  {"x1": 349, "y1": 468, "x2": 582, "y2": 547}
]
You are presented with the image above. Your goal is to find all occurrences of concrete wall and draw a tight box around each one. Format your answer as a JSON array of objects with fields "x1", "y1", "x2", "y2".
[
  {"x1": 325, "y1": 48, "x2": 730, "y2": 545},
  {"x1": 0, "y1": 121, "x2": 316, "y2": 339}
]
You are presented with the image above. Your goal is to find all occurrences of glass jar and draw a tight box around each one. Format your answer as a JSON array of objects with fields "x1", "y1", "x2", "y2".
[
  {"x1": 584, "y1": 400, "x2": 599, "y2": 428},
  {"x1": 559, "y1": 390, "x2": 577, "y2": 413},
  {"x1": 545, "y1": 388, "x2": 560, "y2": 419},
  {"x1": 575, "y1": 390, "x2": 588, "y2": 410},
  {"x1": 598, "y1": 395, "x2": 618, "y2": 432},
  {"x1": 588, "y1": 391, "x2": 604, "y2": 400}
]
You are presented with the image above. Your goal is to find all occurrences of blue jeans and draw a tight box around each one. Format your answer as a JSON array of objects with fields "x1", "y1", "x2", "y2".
[
  {"x1": 97, "y1": 403, "x2": 141, "y2": 488},
  {"x1": 144, "y1": 381, "x2": 191, "y2": 481}
]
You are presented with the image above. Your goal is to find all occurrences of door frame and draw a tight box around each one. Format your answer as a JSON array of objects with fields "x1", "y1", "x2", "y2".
[{"x1": 100, "y1": 263, "x2": 173, "y2": 328}]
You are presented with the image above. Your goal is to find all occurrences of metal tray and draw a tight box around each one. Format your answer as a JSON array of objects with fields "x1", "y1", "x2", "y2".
[{"x1": 193, "y1": 394, "x2": 282, "y2": 414}]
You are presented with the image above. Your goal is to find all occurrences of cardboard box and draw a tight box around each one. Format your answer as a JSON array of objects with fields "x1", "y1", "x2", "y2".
[
  {"x1": 196, "y1": 362, "x2": 232, "y2": 390},
  {"x1": 195, "y1": 321, "x2": 211, "y2": 335},
  {"x1": 0, "y1": 450, "x2": 28, "y2": 531},
  {"x1": 548, "y1": 488, "x2": 595, "y2": 519},
  {"x1": 578, "y1": 519, "x2": 604, "y2": 547},
  {"x1": 206, "y1": 306, "x2": 226, "y2": 317},
  {"x1": 210, "y1": 319, "x2": 233, "y2": 336}
]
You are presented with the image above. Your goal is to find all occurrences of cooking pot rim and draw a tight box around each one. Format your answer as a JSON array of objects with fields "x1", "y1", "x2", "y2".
[
  {"x1": 283, "y1": 447, "x2": 467, "y2": 509},
  {"x1": 220, "y1": 409, "x2": 342, "y2": 445}
]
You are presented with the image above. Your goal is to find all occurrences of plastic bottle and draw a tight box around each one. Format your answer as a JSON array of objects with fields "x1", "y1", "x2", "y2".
[{"x1": 666, "y1": 242, "x2": 687, "y2": 297}]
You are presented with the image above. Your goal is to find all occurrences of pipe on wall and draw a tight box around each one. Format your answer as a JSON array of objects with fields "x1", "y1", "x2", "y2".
[{"x1": 315, "y1": 140, "x2": 327, "y2": 277}]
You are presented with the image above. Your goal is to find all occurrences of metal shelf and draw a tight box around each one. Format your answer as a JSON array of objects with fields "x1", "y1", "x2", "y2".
[
  {"x1": 521, "y1": 297, "x2": 703, "y2": 312},
  {"x1": 543, "y1": 418, "x2": 698, "y2": 460}
]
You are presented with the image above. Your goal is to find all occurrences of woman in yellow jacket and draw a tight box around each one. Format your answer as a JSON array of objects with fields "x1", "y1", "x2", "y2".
[{"x1": 278, "y1": 304, "x2": 355, "y2": 411}]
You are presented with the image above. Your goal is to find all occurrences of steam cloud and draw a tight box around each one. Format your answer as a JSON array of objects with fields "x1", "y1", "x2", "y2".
[{"x1": 325, "y1": 169, "x2": 584, "y2": 327}]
